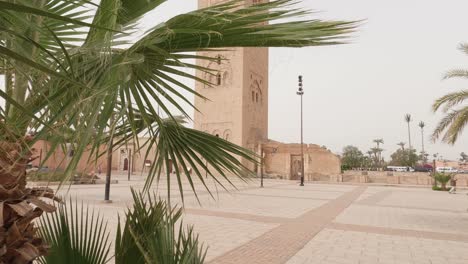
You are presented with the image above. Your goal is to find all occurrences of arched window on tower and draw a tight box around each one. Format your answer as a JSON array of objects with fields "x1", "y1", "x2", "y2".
[
  {"x1": 252, "y1": 91, "x2": 255, "y2": 102},
  {"x1": 216, "y1": 73, "x2": 222, "y2": 86},
  {"x1": 256, "y1": 93, "x2": 259, "y2": 103},
  {"x1": 216, "y1": 55, "x2": 222, "y2": 65}
]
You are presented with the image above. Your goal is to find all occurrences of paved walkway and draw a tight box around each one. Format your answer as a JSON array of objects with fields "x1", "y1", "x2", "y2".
[
  {"x1": 210, "y1": 186, "x2": 366, "y2": 264},
  {"x1": 52, "y1": 173, "x2": 468, "y2": 264}
]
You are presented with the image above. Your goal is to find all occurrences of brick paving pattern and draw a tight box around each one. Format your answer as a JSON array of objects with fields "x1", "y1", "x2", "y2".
[
  {"x1": 55, "y1": 173, "x2": 468, "y2": 264},
  {"x1": 209, "y1": 187, "x2": 366, "y2": 264}
]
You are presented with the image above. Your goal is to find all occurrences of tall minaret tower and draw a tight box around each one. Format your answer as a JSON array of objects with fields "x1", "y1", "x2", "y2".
[{"x1": 194, "y1": 0, "x2": 269, "y2": 170}]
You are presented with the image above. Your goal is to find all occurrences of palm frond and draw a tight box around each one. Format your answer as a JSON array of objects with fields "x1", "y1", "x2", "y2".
[
  {"x1": 117, "y1": 0, "x2": 166, "y2": 25},
  {"x1": 115, "y1": 189, "x2": 206, "y2": 264},
  {"x1": 432, "y1": 90, "x2": 468, "y2": 113},
  {"x1": 458, "y1": 43, "x2": 468, "y2": 56},
  {"x1": 443, "y1": 69, "x2": 468, "y2": 80},
  {"x1": 404, "y1": 114, "x2": 412, "y2": 123},
  {"x1": 37, "y1": 199, "x2": 112, "y2": 264},
  {"x1": 432, "y1": 106, "x2": 468, "y2": 144}
]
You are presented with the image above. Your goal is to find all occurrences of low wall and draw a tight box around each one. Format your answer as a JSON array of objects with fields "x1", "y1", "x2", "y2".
[{"x1": 336, "y1": 171, "x2": 468, "y2": 186}]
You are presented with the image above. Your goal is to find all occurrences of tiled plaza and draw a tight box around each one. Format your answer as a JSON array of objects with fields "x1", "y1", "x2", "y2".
[{"x1": 51, "y1": 173, "x2": 468, "y2": 264}]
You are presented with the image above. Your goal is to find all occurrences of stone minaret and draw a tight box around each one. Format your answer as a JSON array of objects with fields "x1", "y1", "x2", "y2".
[{"x1": 194, "y1": 0, "x2": 269, "y2": 171}]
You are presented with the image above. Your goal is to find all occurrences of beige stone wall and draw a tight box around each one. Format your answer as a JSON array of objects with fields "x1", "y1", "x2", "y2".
[
  {"x1": 31, "y1": 138, "x2": 163, "y2": 175},
  {"x1": 341, "y1": 170, "x2": 468, "y2": 186},
  {"x1": 263, "y1": 141, "x2": 341, "y2": 180}
]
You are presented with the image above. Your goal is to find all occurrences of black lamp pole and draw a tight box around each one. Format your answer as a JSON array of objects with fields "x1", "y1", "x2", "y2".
[{"x1": 297, "y1": 75, "x2": 305, "y2": 186}]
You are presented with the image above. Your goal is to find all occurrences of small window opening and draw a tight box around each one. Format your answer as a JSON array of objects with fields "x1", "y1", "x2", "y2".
[{"x1": 216, "y1": 73, "x2": 222, "y2": 86}]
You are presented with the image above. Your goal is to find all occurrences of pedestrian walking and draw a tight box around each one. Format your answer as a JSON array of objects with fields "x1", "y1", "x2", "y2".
[{"x1": 449, "y1": 175, "x2": 457, "y2": 194}]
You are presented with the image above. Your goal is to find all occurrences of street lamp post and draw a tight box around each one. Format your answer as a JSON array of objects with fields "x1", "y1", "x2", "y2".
[
  {"x1": 297, "y1": 75, "x2": 305, "y2": 186},
  {"x1": 260, "y1": 146, "x2": 265, "y2": 188}
]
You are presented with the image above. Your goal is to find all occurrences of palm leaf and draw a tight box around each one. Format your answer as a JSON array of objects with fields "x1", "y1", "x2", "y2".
[
  {"x1": 37, "y1": 199, "x2": 112, "y2": 264},
  {"x1": 432, "y1": 90, "x2": 468, "y2": 112},
  {"x1": 115, "y1": 189, "x2": 206, "y2": 264}
]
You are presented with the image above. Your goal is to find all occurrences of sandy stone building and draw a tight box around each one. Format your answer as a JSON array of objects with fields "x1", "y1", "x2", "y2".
[
  {"x1": 194, "y1": 0, "x2": 341, "y2": 180},
  {"x1": 30, "y1": 0, "x2": 341, "y2": 180}
]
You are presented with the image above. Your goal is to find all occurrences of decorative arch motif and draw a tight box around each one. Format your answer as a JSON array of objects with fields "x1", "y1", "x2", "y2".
[
  {"x1": 202, "y1": 54, "x2": 232, "y2": 88},
  {"x1": 223, "y1": 129, "x2": 232, "y2": 141},
  {"x1": 250, "y1": 79, "x2": 263, "y2": 104}
]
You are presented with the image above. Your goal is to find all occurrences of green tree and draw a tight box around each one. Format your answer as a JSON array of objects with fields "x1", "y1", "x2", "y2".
[
  {"x1": 432, "y1": 44, "x2": 468, "y2": 144},
  {"x1": 0, "y1": 0, "x2": 358, "y2": 262},
  {"x1": 389, "y1": 149, "x2": 418, "y2": 167},
  {"x1": 341, "y1": 145, "x2": 364, "y2": 169}
]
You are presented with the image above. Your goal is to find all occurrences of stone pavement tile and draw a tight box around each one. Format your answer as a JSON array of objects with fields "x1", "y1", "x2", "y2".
[
  {"x1": 185, "y1": 208, "x2": 289, "y2": 223},
  {"x1": 379, "y1": 190, "x2": 468, "y2": 212},
  {"x1": 209, "y1": 186, "x2": 366, "y2": 264},
  {"x1": 271, "y1": 184, "x2": 355, "y2": 193},
  {"x1": 287, "y1": 229, "x2": 468, "y2": 264},
  {"x1": 182, "y1": 192, "x2": 328, "y2": 219},
  {"x1": 182, "y1": 214, "x2": 279, "y2": 261},
  {"x1": 358, "y1": 190, "x2": 393, "y2": 205},
  {"x1": 238, "y1": 187, "x2": 344, "y2": 200},
  {"x1": 334, "y1": 204, "x2": 468, "y2": 234},
  {"x1": 328, "y1": 222, "x2": 468, "y2": 242}
]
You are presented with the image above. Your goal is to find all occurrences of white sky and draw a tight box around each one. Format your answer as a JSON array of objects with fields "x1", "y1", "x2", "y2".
[
  {"x1": 1, "y1": 0, "x2": 467, "y2": 161},
  {"x1": 143, "y1": 0, "x2": 468, "y2": 161}
]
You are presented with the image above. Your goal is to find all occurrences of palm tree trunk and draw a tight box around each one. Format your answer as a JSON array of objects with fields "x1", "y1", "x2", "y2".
[
  {"x1": 0, "y1": 139, "x2": 56, "y2": 263},
  {"x1": 407, "y1": 123, "x2": 412, "y2": 151},
  {"x1": 421, "y1": 129, "x2": 425, "y2": 156}
]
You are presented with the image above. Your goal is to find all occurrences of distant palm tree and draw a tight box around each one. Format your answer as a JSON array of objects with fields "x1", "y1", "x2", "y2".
[
  {"x1": 419, "y1": 121, "x2": 425, "y2": 156},
  {"x1": 373, "y1": 139, "x2": 384, "y2": 148},
  {"x1": 397, "y1": 142, "x2": 405, "y2": 150},
  {"x1": 370, "y1": 147, "x2": 382, "y2": 168},
  {"x1": 373, "y1": 139, "x2": 384, "y2": 168},
  {"x1": 432, "y1": 44, "x2": 468, "y2": 144},
  {"x1": 405, "y1": 114, "x2": 413, "y2": 151}
]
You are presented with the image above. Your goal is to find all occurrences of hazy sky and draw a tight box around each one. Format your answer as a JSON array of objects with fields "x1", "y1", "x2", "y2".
[
  {"x1": 147, "y1": 0, "x2": 468, "y2": 160},
  {"x1": 1, "y1": 0, "x2": 467, "y2": 161}
]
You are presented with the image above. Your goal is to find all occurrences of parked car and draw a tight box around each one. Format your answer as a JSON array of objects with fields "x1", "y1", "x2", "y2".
[
  {"x1": 414, "y1": 166, "x2": 432, "y2": 172},
  {"x1": 386, "y1": 166, "x2": 414, "y2": 172},
  {"x1": 436, "y1": 167, "x2": 458, "y2": 173}
]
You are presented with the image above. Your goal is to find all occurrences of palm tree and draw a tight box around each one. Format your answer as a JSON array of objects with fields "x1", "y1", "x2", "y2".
[
  {"x1": 404, "y1": 114, "x2": 413, "y2": 153},
  {"x1": 0, "y1": 0, "x2": 357, "y2": 262},
  {"x1": 397, "y1": 142, "x2": 405, "y2": 150},
  {"x1": 370, "y1": 147, "x2": 382, "y2": 169},
  {"x1": 373, "y1": 139, "x2": 384, "y2": 168},
  {"x1": 432, "y1": 44, "x2": 468, "y2": 144},
  {"x1": 419, "y1": 121, "x2": 426, "y2": 163}
]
